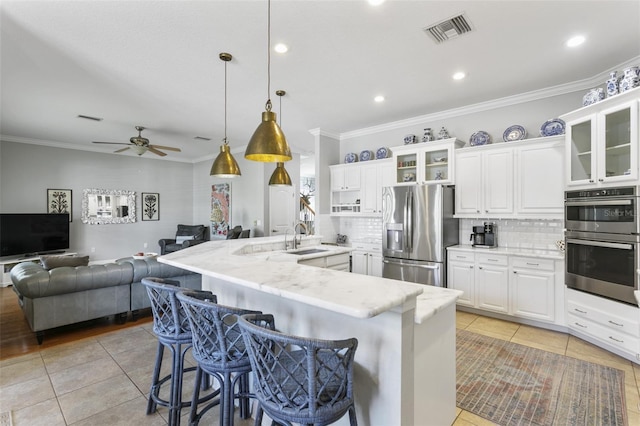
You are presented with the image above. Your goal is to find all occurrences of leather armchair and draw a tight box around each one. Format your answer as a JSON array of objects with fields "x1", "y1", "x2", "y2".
[{"x1": 159, "y1": 224, "x2": 209, "y2": 255}]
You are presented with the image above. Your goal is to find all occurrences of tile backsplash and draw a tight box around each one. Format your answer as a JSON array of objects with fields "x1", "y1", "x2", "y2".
[
  {"x1": 461, "y1": 218, "x2": 564, "y2": 250},
  {"x1": 332, "y1": 216, "x2": 563, "y2": 250}
]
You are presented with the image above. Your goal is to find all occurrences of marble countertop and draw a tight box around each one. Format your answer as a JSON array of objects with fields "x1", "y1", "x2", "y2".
[
  {"x1": 447, "y1": 244, "x2": 564, "y2": 260},
  {"x1": 159, "y1": 235, "x2": 460, "y2": 322}
]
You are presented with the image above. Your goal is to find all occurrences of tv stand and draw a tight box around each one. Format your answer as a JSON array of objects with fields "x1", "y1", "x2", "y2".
[{"x1": 1, "y1": 252, "x2": 76, "y2": 287}]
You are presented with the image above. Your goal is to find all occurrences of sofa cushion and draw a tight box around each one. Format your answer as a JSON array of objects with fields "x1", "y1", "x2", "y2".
[
  {"x1": 40, "y1": 255, "x2": 90, "y2": 270},
  {"x1": 175, "y1": 235, "x2": 196, "y2": 244}
]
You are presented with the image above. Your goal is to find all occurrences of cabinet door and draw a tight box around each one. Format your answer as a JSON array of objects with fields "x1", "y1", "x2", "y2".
[
  {"x1": 361, "y1": 164, "x2": 380, "y2": 214},
  {"x1": 344, "y1": 166, "x2": 361, "y2": 190},
  {"x1": 483, "y1": 149, "x2": 513, "y2": 215},
  {"x1": 516, "y1": 140, "x2": 564, "y2": 216},
  {"x1": 566, "y1": 115, "x2": 596, "y2": 186},
  {"x1": 510, "y1": 269, "x2": 555, "y2": 322},
  {"x1": 476, "y1": 265, "x2": 509, "y2": 313},
  {"x1": 448, "y1": 260, "x2": 475, "y2": 307},
  {"x1": 330, "y1": 167, "x2": 345, "y2": 191},
  {"x1": 423, "y1": 146, "x2": 452, "y2": 183},
  {"x1": 597, "y1": 100, "x2": 638, "y2": 184},
  {"x1": 368, "y1": 252, "x2": 383, "y2": 277},
  {"x1": 455, "y1": 152, "x2": 482, "y2": 215},
  {"x1": 352, "y1": 251, "x2": 368, "y2": 275}
]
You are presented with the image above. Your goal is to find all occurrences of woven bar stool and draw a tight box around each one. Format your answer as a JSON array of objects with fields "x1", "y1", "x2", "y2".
[
  {"x1": 238, "y1": 314, "x2": 359, "y2": 426},
  {"x1": 142, "y1": 277, "x2": 216, "y2": 425},
  {"x1": 177, "y1": 290, "x2": 272, "y2": 426}
]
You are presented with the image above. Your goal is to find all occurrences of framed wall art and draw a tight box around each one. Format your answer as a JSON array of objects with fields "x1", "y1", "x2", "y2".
[
  {"x1": 141, "y1": 192, "x2": 160, "y2": 221},
  {"x1": 211, "y1": 183, "x2": 231, "y2": 238},
  {"x1": 47, "y1": 189, "x2": 72, "y2": 221}
]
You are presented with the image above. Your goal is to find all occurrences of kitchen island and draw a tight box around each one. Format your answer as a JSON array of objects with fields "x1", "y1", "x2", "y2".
[{"x1": 159, "y1": 236, "x2": 461, "y2": 425}]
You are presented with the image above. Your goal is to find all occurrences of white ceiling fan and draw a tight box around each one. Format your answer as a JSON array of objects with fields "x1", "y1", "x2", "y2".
[{"x1": 92, "y1": 125, "x2": 181, "y2": 157}]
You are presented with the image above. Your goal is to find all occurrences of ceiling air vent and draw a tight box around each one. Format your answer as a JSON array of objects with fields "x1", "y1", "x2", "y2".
[{"x1": 424, "y1": 14, "x2": 472, "y2": 44}]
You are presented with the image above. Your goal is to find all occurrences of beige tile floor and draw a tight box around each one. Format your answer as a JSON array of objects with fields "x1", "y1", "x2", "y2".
[{"x1": 0, "y1": 312, "x2": 639, "y2": 425}]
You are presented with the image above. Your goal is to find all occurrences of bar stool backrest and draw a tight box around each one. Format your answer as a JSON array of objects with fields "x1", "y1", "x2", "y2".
[
  {"x1": 176, "y1": 291, "x2": 261, "y2": 371},
  {"x1": 238, "y1": 313, "x2": 358, "y2": 425}
]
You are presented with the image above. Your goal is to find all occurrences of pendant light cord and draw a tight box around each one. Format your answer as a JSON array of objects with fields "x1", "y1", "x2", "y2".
[
  {"x1": 266, "y1": 0, "x2": 272, "y2": 112},
  {"x1": 224, "y1": 58, "x2": 228, "y2": 145}
]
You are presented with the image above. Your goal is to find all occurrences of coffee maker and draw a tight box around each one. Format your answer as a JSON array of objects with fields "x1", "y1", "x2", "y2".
[{"x1": 470, "y1": 222, "x2": 497, "y2": 248}]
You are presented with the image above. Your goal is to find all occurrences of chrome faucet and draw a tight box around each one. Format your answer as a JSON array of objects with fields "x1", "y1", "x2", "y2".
[
  {"x1": 284, "y1": 227, "x2": 295, "y2": 250},
  {"x1": 294, "y1": 222, "x2": 308, "y2": 249}
]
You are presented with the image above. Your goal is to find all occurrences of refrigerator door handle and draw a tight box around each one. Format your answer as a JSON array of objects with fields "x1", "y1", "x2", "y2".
[
  {"x1": 383, "y1": 259, "x2": 439, "y2": 270},
  {"x1": 406, "y1": 191, "x2": 413, "y2": 252},
  {"x1": 403, "y1": 191, "x2": 409, "y2": 252}
]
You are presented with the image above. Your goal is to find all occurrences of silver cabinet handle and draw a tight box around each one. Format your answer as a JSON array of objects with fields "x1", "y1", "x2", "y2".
[
  {"x1": 526, "y1": 262, "x2": 539, "y2": 266},
  {"x1": 574, "y1": 308, "x2": 587, "y2": 314},
  {"x1": 608, "y1": 320, "x2": 623, "y2": 327},
  {"x1": 574, "y1": 322, "x2": 587, "y2": 328},
  {"x1": 608, "y1": 336, "x2": 624, "y2": 343}
]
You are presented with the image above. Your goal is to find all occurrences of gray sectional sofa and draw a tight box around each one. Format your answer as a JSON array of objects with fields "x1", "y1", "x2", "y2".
[{"x1": 10, "y1": 256, "x2": 201, "y2": 344}]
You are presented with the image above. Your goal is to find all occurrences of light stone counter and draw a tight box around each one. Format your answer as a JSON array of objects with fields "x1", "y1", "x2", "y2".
[{"x1": 159, "y1": 235, "x2": 460, "y2": 426}]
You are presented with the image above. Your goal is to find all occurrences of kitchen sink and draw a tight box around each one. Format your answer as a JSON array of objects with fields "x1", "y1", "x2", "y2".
[{"x1": 288, "y1": 248, "x2": 328, "y2": 256}]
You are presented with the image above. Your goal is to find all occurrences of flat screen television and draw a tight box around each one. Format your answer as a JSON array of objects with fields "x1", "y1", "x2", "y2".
[{"x1": 0, "y1": 213, "x2": 70, "y2": 258}]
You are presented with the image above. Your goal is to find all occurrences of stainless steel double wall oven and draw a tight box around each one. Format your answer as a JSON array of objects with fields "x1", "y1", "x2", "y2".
[{"x1": 565, "y1": 186, "x2": 639, "y2": 305}]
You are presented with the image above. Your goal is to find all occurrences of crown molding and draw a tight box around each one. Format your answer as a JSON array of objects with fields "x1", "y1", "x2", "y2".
[
  {"x1": 340, "y1": 55, "x2": 640, "y2": 141},
  {"x1": 308, "y1": 128, "x2": 340, "y2": 140}
]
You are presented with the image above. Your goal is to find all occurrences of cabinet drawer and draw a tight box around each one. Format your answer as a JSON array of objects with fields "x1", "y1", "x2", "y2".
[
  {"x1": 298, "y1": 257, "x2": 325, "y2": 268},
  {"x1": 568, "y1": 300, "x2": 640, "y2": 337},
  {"x1": 448, "y1": 251, "x2": 474, "y2": 263},
  {"x1": 326, "y1": 253, "x2": 350, "y2": 267},
  {"x1": 476, "y1": 253, "x2": 508, "y2": 266},
  {"x1": 568, "y1": 313, "x2": 640, "y2": 354},
  {"x1": 511, "y1": 257, "x2": 554, "y2": 271}
]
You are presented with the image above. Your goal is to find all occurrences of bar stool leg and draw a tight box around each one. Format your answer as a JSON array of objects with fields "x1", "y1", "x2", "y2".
[{"x1": 147, "y1": 341, "x2": 165, "y2": 415}]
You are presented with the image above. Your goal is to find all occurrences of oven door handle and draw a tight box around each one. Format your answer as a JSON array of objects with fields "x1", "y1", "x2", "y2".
[
  {"x1": 565, "y1": 200, "x2": 632, "y2": 207},
  {"x1": 566, "y1": 238, "x2": 633, "y2": 250}
]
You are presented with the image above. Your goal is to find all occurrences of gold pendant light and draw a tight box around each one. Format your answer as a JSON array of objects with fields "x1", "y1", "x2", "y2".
[
  {"x1": 211, "y1": 52, "x2": 241, "y2": 177},
  {"x1": 245, "y1": 0, "x2": 292, "y2": 163},
  {"x1": 269, "y1": 90, "x2": 292, "y2": 186}
]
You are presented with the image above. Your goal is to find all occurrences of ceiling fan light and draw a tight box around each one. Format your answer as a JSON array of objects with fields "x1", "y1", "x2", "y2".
[
  {"x1": 269, "y1": 162, "x2": 292, "y2": 186},
  {"x1": 132, "y1": 145, "x2": 148, "y2": 155},
  {"x1": 245, "y1": 110, "x2": 292, "y2": 162},
  {"x1": 211, "y1": 144, "x2": 242, "y2": 177}
]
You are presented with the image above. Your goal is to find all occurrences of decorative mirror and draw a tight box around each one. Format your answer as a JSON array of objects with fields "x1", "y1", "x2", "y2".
[{"x1": 81, "y1": 188, "x2": 136, "y2": 224}]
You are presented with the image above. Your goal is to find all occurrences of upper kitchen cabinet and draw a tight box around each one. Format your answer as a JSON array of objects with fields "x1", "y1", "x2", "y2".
[
  {"x1": 455, "y1": 145, "x2": 513, "y2": 217},
  {"x1": 562, "y1": 87, "x2": 639, "y2": 189},
  {"x1": 392, "y1": 138, "x2": 465, "y2": 185},
  {"x1": 361, "y1": 159, "x2": 394, "y2": 215},
  {"x1": 455, "y1": 136, "x2": 564, "y2": 219},
  {"x1": 331, "y1": 164, "x2": 361, "y2": 191},
  {"x1": 329, "y1": 159, "x2": 394, "y2": 216}
]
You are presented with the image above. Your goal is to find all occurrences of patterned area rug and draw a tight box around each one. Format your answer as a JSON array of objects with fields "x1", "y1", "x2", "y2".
[{"x1": 456, "y1": 330, "x2": 628, "y2": 426}]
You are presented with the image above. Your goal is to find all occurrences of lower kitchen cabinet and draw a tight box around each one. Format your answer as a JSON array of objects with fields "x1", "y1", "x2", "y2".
[
  {"x1": 351, "y1": 242, "x2": 383, "y2": 277},
  {"x1": 566, "y1": 288, "x2": 640, "y2": 363},
  {"x1": 447, "y1": 247, "x2": 562, "y2": 325},
  {"x1": 298, "y1": 253, "x2": 350, "y2": 271}
]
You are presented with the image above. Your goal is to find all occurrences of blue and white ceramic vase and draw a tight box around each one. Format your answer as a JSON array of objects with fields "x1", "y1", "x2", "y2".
[
  {"x1": 606, "y1": 71, "x2": 619, "y2": 97},
  {"x1": 620, "y1": 66, "x2": 640, "y2": 93},
  {"x1": 438, "y1": 127, "x2": 449, "y2": 140},
  {"x1": 421, "y1": 128, "x2": 433, "y2": 143}
]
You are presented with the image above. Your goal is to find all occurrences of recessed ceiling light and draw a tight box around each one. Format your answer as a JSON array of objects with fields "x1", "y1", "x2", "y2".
[
  {"x1": 452, "y1": 72, "x2": 466, "y2": 80},
  {"x1": 368, "y1": 0, "x2": 386, "y2": 6},
  {"x1": 566, "y1": 35, "x2": 585, "y2": 47},
  {"x1": 374, "y1": 95, "x2": 385, "y2": 103},
  {"x1": 274, "y1": 43, "x2": 289, "y2": 53}
]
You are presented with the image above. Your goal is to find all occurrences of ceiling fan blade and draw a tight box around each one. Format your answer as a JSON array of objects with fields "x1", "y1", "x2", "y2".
[
  {"x1": 93, "y1": 141, "x2": 131, "y2": 146},
  {"x1": 149, "y1": 144, "x2": 181, "y2": 152},
  {"x1": 147, "y1": 147, "x2": 167, "y2": 157},
  {"x1": 114, "y1": 147, "x2": 130, "y2": 153}
]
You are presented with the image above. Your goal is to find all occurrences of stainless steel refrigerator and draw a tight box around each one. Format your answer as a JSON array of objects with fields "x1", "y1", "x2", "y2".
[{"x1": 382, "y1": 184, "x2": 458, "y2": 287}]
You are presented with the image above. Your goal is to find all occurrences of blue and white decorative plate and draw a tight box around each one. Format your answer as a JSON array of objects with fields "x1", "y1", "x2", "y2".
[
  {"x1": 345, "y1": 152, "x2": 358, "y2": 163},
  {"x1": 540, "y1": 118, "x2": 566, "y2": 137},
  {"x1": 469, "y1": 131, "x2": 491, "y2": 146},
  {"x1": 376, "y1": 147, "x2": 389, "y2": 159},
  {"x1": 360, "y1": 150, "x2": 374, "y2": 161},
  {"x1": 503, "y1": 125, "x2": 526, "y2": 142}
]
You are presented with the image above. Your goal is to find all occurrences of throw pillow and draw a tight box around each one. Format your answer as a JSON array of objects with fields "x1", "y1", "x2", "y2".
[
  {"x1": 40, "y1": 255, "x2": 90, "y2": 270},
  {"x1": 175, "y1": 235, "x2": 196, "y2": 244}
]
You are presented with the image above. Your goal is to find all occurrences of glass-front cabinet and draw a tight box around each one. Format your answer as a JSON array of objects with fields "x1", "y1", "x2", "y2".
[
  {"x1": 392, "y1": 138, "x2": 464, "y2": 185},
  {"x1": 563, "y1": 89, "x2": 639, "y2": 188}
]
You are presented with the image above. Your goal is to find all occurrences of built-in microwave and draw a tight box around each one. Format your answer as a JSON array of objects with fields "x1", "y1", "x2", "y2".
[{"x1": 565, "y1": 186, "x2": 639, "y2": 235}]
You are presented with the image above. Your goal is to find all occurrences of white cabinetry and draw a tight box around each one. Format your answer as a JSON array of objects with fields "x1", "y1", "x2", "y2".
[
  {"x1": 455, "y1": 136, "x2": 564, "y2": 219},
  {"x1": 351, "y1": 242, "x2": 383, "y2": 277},
  {"x1": 330, "y1": 160, "x2": 393, "y2": 216},
  {"x1": 475, "y1": 253, "x2": 509, "y2": 314},
  {"x1": 298, "y1": 252, "x2": 351, "y2": 271},
  {"x1": 566, "y1": 288, "x2": 640, "y2": 363},
  {"x1": 392, "y1": 138, "x2": 464, "y2": 185},
  {"x1": 510, "y1": 257, "x2": 556, "y2": 322},
  {"x1": 447, "y1": 247, "x2": 561, "y2": 325},
  {"x1": 561, "y1": 88, "x2": 639, "y2": 189},
  {"x1": 361, "y1": 160, "x2": 394, "y2": 215},
  {"x1": 455, "y1": 147, "x2": 513, "y2": 216}
]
